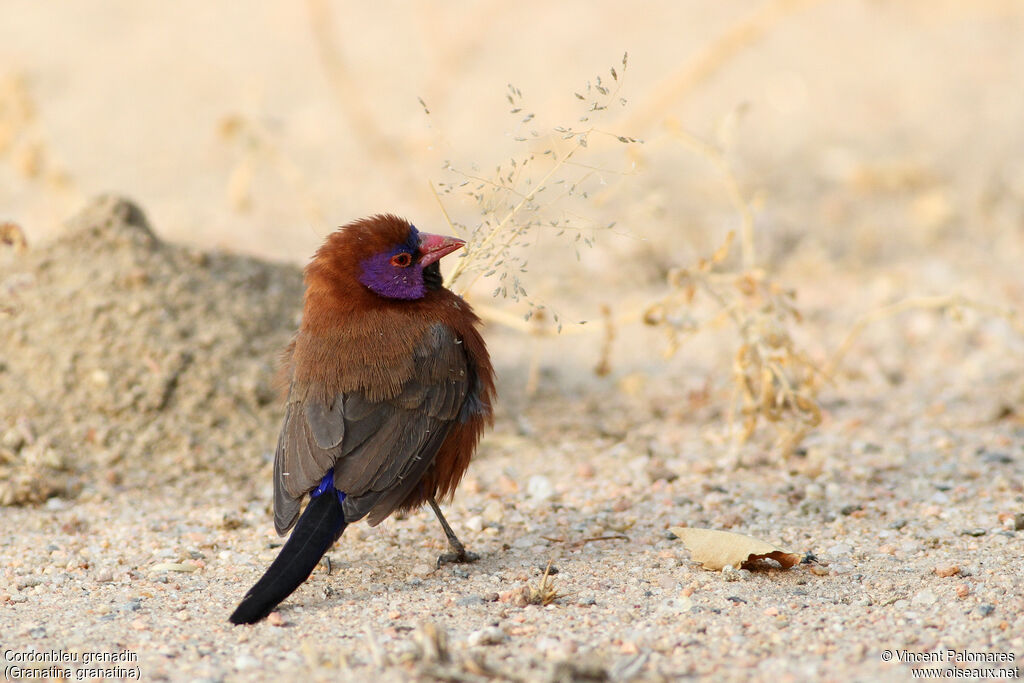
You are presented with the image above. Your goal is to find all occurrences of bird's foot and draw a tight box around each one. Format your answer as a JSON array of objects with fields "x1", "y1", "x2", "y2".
[{"x1": 436, "y1": 547, "x2": 479, "y2": 568}]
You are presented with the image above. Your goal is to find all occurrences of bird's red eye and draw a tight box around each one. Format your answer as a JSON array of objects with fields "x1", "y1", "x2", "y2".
[{"x1": 390, "y1": 252, "x2": 412, "y2": 267}]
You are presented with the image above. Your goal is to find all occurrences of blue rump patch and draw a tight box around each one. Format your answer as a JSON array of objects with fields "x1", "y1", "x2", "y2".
[{"x1": 311, "y1": 468, "x2": 347, "y2": 504}]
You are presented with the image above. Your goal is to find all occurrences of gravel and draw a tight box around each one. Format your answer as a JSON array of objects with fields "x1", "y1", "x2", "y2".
[{"x1": 1, "y1": 199, "x2": 1023, "y2": 681}]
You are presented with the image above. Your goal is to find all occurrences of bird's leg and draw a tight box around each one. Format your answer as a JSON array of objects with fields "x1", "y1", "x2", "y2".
[{"x1": 428, "y1": 497, "x2": 479, "y2": 567}]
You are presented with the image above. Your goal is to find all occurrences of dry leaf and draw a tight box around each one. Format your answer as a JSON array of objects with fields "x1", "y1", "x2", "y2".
[{"x1": 669, "y1": 527, "x2": 801, "y2": 571}]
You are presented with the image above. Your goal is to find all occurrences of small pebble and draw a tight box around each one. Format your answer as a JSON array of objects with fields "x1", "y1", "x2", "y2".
[
  {"x1": 827, "y1": 542, "x2": 853, "y2": 556},
  {"x1": 235, "y1": 655, "x2": 259, "y2": 669},
  {"x1": 959, "y1": 528, "x2": 987, "y2": 537},
  {"x1": 934, "y1": 564, "x2": 960, "y2": 578},
  {"x1": 482, "y1": 501, "x2": 504, "y2": 524},
  {"x1": 44, "y1": 498, "x2": 67, "y2": 511},
  {"x1": 976, "y1": 604, "x2": 996, "y2": 617},
  {"x1": 526, "y1": 475, "x2": 555, "y2": 502},
  {"x1": 912, "y1": 589, "x2": 937, "y2": 606},
  {"x1": 266, "y1": 612, "x2": 286, "y2": 627},
  {"x1": 979, "y1": 451, "x2": 1013, "y2": 464},
  {"x1": 1, "y1": 428, "x2": 25, "y2": 451},
  {"x1": 467, "y1": 626, "x2": 507, "y2": 646},
  {"x1": 722, "y1": 566, "x2": 742, "y2": 582},
  {"x1": 576, "y1": 463, "x2": 595, "y2": 479},
  {"x1": 411, "y1": 564, "x2": 434, "y2": 578},
  {"x1": 804, "y1": 484, "x2": 824, "y2": 500}
]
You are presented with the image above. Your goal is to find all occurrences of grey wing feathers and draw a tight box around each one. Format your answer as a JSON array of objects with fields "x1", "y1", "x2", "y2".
[
  {"x1": 273, "y1": 398, "x2": 341, "y2": 533},
  {"x1": 272, "y1": 323, "x2": 469, "y2": 535}
]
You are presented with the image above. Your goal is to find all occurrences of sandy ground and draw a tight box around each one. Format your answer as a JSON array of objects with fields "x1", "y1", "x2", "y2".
[{"x1": 2, "y1": 2, "x2": 1024, "y2": 682}]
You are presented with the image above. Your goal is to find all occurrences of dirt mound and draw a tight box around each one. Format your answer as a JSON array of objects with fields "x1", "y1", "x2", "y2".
[{"x1": 0, "y1": 196, "x2": 304, "y2": 505}]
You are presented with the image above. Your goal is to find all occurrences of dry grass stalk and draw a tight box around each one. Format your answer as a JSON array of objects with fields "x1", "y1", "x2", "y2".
[
  {"x1": 524, "y1": 561, "x2": 565, "y2": 606},
  {"x1": 593, "y1": 304, "x2": 616, "y2": 377},
  {"x1": 540, "y1": 534, "x2": 629, "y2": 548},
  {"x1": 0, "y1": 71, "x2": 74, "y2": 191},
  {"x1": 643, "y1": 228, "x2": 821, "y2": 455},
  {"x1": 435, "y1": 55, "x2": 640, "y2": 322},
  {"x1": 1, "y1": 221, "x2": 28, "y2": 253}
]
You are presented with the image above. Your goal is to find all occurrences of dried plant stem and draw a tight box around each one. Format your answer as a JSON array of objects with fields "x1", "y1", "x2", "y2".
[
  {"x1": 429, "y1": 180, "x2": 463, "y2": 238},
  {"x1": 820, "y1": 294, "x2": 1024, "y2": 387},
  {"x1": 471, "y1": 302, "x2": 642, "y2": 338},
  {"x1": 667, "y1": 123, "x2": 756, "y2": 268},
  {"x1": 541, "y1": 534, "x2": 629, "y2": 548}
]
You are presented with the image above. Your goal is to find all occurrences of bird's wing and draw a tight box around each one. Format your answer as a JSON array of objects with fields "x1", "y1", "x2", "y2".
[{"x1": 273, "y1": 323, "x2": 469, "y2": 534}]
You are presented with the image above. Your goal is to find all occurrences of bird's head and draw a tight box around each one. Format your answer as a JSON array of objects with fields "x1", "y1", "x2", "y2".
[{"x1": 307, "y1": 214, "x2": 465, "y2": 301}]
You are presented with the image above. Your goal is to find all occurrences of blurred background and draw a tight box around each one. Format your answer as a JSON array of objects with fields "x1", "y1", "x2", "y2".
[
  {"x1": 2, "y1": 0, "x2": 1022, "y2": 421},
  {"x1": 2, "y1": 0, "x2": 1021, "y2": 264}
]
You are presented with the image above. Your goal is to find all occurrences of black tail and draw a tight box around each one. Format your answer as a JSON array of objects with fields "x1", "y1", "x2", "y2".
[{"x1": 229, "y1": 492, "x2": 346, "y2": 624}]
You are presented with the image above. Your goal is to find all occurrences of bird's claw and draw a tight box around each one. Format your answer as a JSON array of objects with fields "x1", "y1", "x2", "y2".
[{"x1": 436, "y1": 548, "x2": 479, "y2": 568}]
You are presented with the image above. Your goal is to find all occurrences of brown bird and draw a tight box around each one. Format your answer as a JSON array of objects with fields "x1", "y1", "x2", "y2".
[{"x1": 230, "y1": 215, "x2": 495, "y2": 624}]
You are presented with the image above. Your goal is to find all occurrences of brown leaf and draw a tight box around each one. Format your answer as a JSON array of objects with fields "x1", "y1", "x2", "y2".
[{"x1": 669, "y1": 527, "x2": 801, "y2": 571}]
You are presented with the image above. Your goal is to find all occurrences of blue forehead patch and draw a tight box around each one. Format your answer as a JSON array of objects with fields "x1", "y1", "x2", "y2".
[{"x1": 405, "y1": 225, "x2": 420, "y2": 251}]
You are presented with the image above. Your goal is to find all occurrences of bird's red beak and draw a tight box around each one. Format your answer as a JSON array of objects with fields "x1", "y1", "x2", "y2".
[{"x1": 417, "y1": 232, "x2": 465, "y2": 266}]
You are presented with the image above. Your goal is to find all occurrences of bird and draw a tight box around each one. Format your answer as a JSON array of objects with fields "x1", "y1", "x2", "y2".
[{"x1": 229, "y1": 214, "x2": 495, "y2": 625}]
